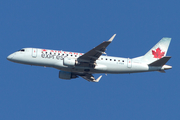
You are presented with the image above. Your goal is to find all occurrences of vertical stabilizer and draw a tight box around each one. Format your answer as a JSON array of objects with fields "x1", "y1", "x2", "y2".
[{"x1": 142, "y1": 37, "x2": 171, "y2": 64}]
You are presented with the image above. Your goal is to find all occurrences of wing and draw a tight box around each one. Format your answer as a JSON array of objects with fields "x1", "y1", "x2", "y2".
[
  {"x1": 77, "y1": 34, "x2": 116, "y2": 63},
  {"x1": 79, "y1": 73, "x2": 102, "y2": 82}
]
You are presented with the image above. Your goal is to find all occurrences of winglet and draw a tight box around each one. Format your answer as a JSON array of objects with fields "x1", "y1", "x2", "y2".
[
  {"x1": 108, "y1": 34, "x2": 116, "y2": 42},
  {"x1": 93, "y1": 75, "x2": 102, "y2": 82}
]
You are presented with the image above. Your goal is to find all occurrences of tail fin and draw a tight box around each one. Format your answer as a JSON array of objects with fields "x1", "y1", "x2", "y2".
[{"x1": 141, "y1": 37, "x2": 171, "y2": 64}]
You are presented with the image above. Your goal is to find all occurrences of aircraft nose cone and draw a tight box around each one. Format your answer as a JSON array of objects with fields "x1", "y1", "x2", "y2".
[{"x1": 7, "y1": 54, "x2": 14, "y2": 61}]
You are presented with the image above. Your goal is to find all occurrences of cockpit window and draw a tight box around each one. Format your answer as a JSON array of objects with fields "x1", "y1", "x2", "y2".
[{"x1": 18, "y1": 49, "x2": 25, "y2": 52}]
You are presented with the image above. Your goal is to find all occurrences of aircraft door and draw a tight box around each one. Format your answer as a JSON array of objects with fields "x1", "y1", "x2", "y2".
[
  {"x1": 32, "y1": 48, "x2": 37, "y2": 58},
  {"x1": 127, "y1": 58, "x2": 132, "y2": 68}
]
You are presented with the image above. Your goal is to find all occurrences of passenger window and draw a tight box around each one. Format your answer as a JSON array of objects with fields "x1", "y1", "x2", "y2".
[
  {"x1": 106, "y1": 58, "x2": 108, "y2": 60},
  {"x1": 110, "y1": 59, "x2": 112, "y2": 61},
  {"x1": 122, "y1": 60, "x2": 124, "y2": 62},
  {"x1": 75, "y1": 55, "x2": 77, "y2": 57},
  {"x1": 58, "y1": 53, "x2": 60, "y2": 55},
  {"x1": 101, "y1": 58, "x2": 103, "y2": 60},
  {"x1": 118, "y1": 60, "x2": 120, "y2": 62},
  {"x1": 71, "y1": 55, "x2": 73, "y2": 56},
  {"x1": 114, "y1": 59, "x2": 116, "y2": 61}
]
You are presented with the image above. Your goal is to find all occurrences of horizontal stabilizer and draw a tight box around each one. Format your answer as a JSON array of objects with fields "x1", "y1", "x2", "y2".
[
  {"x1": 149, "y1": 56, "x2": 171, "y2": 66},
  {"x1": 158, "y1": 70, "x2": 166, "y2": 73}
]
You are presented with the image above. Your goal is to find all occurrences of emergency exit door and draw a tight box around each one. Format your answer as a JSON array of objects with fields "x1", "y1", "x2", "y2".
[{"x1": 32, "y1": 48, "x2": 37, "y2": 58}]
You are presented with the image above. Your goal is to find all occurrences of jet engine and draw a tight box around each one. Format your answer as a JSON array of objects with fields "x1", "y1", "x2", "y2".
[
  {"x1": 59, "y1": 71, "x2": 78, "y2": 80},
  {"x1": 63, "y1": 57, "x2": 77, "y2": 66}
]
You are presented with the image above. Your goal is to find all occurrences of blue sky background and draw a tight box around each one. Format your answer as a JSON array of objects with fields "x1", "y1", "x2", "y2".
[{"x1": 1, "y1": 0, "x2": 180, "y2": 120}]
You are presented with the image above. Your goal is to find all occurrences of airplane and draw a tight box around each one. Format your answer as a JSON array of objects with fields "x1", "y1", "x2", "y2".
[{"x1": 7, "y1": 34, "x2": 172, "y2": 82}]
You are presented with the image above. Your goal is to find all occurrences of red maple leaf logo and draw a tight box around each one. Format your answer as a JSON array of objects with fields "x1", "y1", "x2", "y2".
[{"x1": 152, "y1": 47, "x2": 165, "y2": 59}]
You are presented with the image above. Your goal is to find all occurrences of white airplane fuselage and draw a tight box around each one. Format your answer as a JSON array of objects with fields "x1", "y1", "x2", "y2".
[
  {"x1": 7, "y1": 48, "x2": 162, "y2": 74},
  {"x1": 7, "y1": 35, "x2": 172, "y2": 82}
]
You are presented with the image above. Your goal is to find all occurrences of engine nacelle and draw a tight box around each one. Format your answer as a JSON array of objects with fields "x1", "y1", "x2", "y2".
[
  {"x1": 59, "y1": 71, "x2": 78, "y2": 80},
  {"x1": 63, "y1": 57, "x2": 76, "y2": 66}
]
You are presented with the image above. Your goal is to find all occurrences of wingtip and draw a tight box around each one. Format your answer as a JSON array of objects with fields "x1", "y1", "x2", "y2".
[
  {"x1": 94, "y1": 75, "x2": 102, "y2": 82},
  {"x1": 108, "y1": 34, "x2": 116, "y2": 42}
]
